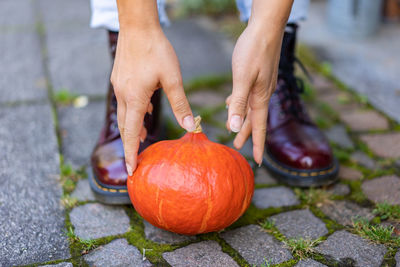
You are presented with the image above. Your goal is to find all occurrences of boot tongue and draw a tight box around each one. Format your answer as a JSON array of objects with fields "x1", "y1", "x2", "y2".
[{"x1": 273, "y1": 24, "x2": 313, "y2": 125}]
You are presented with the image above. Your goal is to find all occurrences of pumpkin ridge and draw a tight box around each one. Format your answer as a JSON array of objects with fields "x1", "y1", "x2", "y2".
[
  {"x1": 196, "y1": 135, "x2": 213, "y2": 233},
  {"x1": 158, "y1": 140, "x2": 184, "y2": 230},
  {"x1": 221, "y1": 145, "x2": 250, "y2": 217}
]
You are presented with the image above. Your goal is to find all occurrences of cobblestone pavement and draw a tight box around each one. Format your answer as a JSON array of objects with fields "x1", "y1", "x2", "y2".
[{"x1": 1, "y1": 0, "x2": 400, "y2": 266}]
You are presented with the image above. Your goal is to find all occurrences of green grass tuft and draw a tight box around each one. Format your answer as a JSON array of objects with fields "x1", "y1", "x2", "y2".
[
  {"x1": 53, "y1": 88, "x2": 77, "y2": 105},
  {"x1": 283, "y1": 238, "x2": 322, "y2": 259},
  {"x1": 352, "y1": 218, "x2": 400, "y2": 246},
  {"x1": 373, "y1": 202, "x2": 400, "y2": 221}
]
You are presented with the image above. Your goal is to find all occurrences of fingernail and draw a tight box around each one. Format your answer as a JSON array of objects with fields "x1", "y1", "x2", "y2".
[
  {"x1": 230, "y1": 115, "x2": 242, "y2": 133},
  {"x1": 140, "y1": 137, "x2": 144, "y2": 143},
  {"x1": 126, "y1": 163, "x2": 133, "y2": 176},
  {"x1": 225, "y1": 104, "x2": 229, "y2": 109},
  {"x1": 148, "y1": 111, "x2": 152, "y2": 115},
  {"x1": 183, "y1": 115, "x2": 196, "y2": 132},
  {"x1": 258, "y1": 162, "x2": 262, "y2": 168}
]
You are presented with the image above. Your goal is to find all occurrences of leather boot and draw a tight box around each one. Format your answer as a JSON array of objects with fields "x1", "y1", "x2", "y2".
[
  {"x1": 263, "y1": 24, "x2": 339, "y2": 187},
  {"x1": 89, "y1": 31, "x2": 162, "y2": 204}
]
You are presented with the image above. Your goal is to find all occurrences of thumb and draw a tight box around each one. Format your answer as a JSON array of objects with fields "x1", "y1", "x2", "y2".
[
  {"x1": 228, "y1": 82, "x2": 250, "y2": 133},
  {"x1": 163, "y1": 77, "x2": 195, "y2": 132}
]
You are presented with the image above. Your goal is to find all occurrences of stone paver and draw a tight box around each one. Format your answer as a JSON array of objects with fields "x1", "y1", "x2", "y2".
[
  {"x1": 351, "y1": 151, "x2": 377, "y2": 169},
  {"x1": 163, "y1": 241, "x2": 239, "y2": 267},
  {"x1": 41, "y1": 263, "x2": 73, "y2": 267},
  {"x1": 328, "y1": 183, "x2": 350, "y2": 196},
  {"x1": 0, "y1": 104, "x2": 70, "y2": 266},
  {"x1": 316, "y1": 230, "x2": 386, "y2": 267},
  {"x1": 38, "y1": 0, "x2": 110, "y2": 96},
  {"x1": 221, "y1": 225, "x2": 292, "y2": 265},
  {"x1": 295, "y1": 259, "x2": 327, "y2": 267},
  {"x1": 361, "y1": 133, "x2": 400, "y2": 158},
  {"x1": 188, "y1": 90, "x2": 227, "y2": 108},
  {"x1": 71, "y1": 178, "x2": 96, "y2": 202},
  {"x1": 143, "y1": 221, "x2": 195, "y2": 244},
  {"x1": 320, "y1": 201, "x2": 374, "y2": 226},
  {"x1": 164, "y1": 18, "x2": 232, "y2": 81},
  {"x1": 340, "y1": 110, "x2": 389, "y2": 131},
  {"x1": 0, "y1": 1, "x2": 48, "y2": 103},
  {"x1": 254, "y1": 167, "x2": 277, "y2": 185},
  {"x1": 58, "y1": 102, "x2": 105, "y2": 167},
  {"x1": 362, "y1": 176, "x2": 400, "y2": 205},
  {"x1": 324, "y1": 124, "x2": 354, "y2": 149},
  {"x1": 396, "y1": 250, "x2": 400, "y2": 267},
  {"x1": 84, "y1": 239, "x2": 151, "y2": 267},
  {"x1": 69, "y1": 203, "x2": 130, "y2": 239},
  {"x1": 338, "y1": 166, "x2": 363, "y2": 181},
  {"x1": 252, "y1": 186, "x2": 299, "y2": 209},
  {"x1": 270, "y1": 209, "x2": 328, "y2": 240}
]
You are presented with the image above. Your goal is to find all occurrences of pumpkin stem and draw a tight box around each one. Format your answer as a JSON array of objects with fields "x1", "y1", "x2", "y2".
[{"x1": 193, "y1": 116, "x2": 202, "y2": 133}]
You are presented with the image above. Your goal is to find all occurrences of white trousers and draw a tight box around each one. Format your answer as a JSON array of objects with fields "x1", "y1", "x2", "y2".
[{"x1": 90, "y1": 0, "x2": 310, "y2": 32}]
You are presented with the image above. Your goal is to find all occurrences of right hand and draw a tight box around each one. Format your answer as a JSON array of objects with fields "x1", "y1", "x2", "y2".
[{"x1": 111, "y1": 27, "x2": 195, "y2": 175}]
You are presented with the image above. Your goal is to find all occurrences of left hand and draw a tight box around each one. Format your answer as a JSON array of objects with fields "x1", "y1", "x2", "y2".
[{"x1": 227, "y1": 22, "x2": 284, "y2": 165}]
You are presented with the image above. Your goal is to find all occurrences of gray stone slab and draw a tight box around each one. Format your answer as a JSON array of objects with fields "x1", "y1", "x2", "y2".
[
  {"x1": 84, "y1": 238, "x2": 152, "y2": 267},
  {"x1": 316, "y1": 230, "x2": 386, "y2": 267},
  {"x1": 396, "y1": 250, "x2": 400, "y2": 267},
  {"x1": 38, "y1": 0, "x2": 111, "y2": 96},
  {"x1": 58, "y1": 101, "x2": 105, "y2": 167},
  {"x1": 253, "y1": 186, "x2": 299, "y2": 209},
  {"x1": 270, "y1": 209, "x2": 328, "y2": 240},
  {"x1": 295, "y1": 259, "x2": 327, "y2": 267},
  {"x1": 327, "y1": 183, "x2": 350, "y2": 196},
  {"x1": 0, "y1": 1, "x2": 47, "y2": 103},
  {"x1": 320, "y1": 200, "x2": 374, "y2": 226},
  {"x1": 69, "y1": 203, "x2": 130, "y2": 239},
  {"x1": 41, "y1": 263, "x2": 73, "y2": 267},
  {"x1": 143, "y1": 221, "x2": 195, "y2": 244},
  {"x1": 71, "y1": 178, "x2": 96, "y2": 201},
  {"x1": 221, "y1": 225, "x2": 292, "y2": 265},
  {"x1": 163, "y1": 240, "x2": 239, "y2": 267},
  {"x1": 300, "y1": 2, "x2": 400, "y2": 123},
  {"x1": 164, "y1": 18, "x2": 232, "y2": 82},
  {"x1": 351, "y1": 151, "x2": 377, "y2": 169},
  {"x1": 362, "y1": 175, "x2": 400, "y2": 205},
  {"x1": 324, "y1": 125, "x2": 354, "y2": 149},
  {"x1": 255, "y1": 167, "x2": 277, "y2": 185},
  {"x1": 0, "y1": 104, "x2": 70, "y2": 266}
]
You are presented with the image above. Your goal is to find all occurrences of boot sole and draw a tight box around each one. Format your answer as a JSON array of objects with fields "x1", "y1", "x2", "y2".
[
  {"x1": 88, "y1": 169, "x2": 131, "y2": 205},
  {"x1": 263, "y1": 151, "x2": 339, "y2": 187}
]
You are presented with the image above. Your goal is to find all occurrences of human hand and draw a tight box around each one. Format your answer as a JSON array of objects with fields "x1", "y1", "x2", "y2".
[
  {"x1": 111, "y1": 27, "x2": 194, "y2": 175},
  {"x1": 227, "y1": 22, "x2": 284, "y2": 165}
]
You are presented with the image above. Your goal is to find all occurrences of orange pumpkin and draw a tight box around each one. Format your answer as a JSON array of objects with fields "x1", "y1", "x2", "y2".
[{"x1": 127, "y1": 116, "x2": 254, "y2": 235}]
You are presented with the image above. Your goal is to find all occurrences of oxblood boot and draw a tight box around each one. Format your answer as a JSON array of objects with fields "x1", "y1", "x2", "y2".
[
  {"x1": 263, "y1": 24, "x2": 339, "y2": 187},
  {"x1": 89, "y1": 31, "x2": 162, "y2": 204}
]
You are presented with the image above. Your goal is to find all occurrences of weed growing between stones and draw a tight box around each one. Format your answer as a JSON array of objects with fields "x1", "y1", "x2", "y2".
[
  {"x1": 373, "y1": 202, "x2": 400, "y2": 221},
  {"x1": 352, "y1": 218, "x2": 400, "y2": 247},
  {"x1": 283, "y1": 238, "x2": 322, "y2": 260},
  {"x1": 59, "y1": 162, "x2": 87, "y2": 194},
  {"x1": 53, "y1": 88, "x2": 78, "y2": 106}
]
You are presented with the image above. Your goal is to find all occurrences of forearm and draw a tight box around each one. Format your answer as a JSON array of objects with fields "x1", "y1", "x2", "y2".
[
  {"x1": 116, "y1": 0, "x2": 160, "y2": 30},
  {"x1": 249, "y1": 0, "x2": 294, "y2": 35}
]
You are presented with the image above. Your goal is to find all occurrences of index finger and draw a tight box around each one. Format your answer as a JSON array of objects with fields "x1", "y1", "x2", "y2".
[{"x1": 123, "y1": 98, "x2": 149, "y2": 175}]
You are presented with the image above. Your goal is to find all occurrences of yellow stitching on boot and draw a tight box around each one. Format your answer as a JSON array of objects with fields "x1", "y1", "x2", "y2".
[{"x1": 93, "y1": 177, "x2": 128, "y2": 193}]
